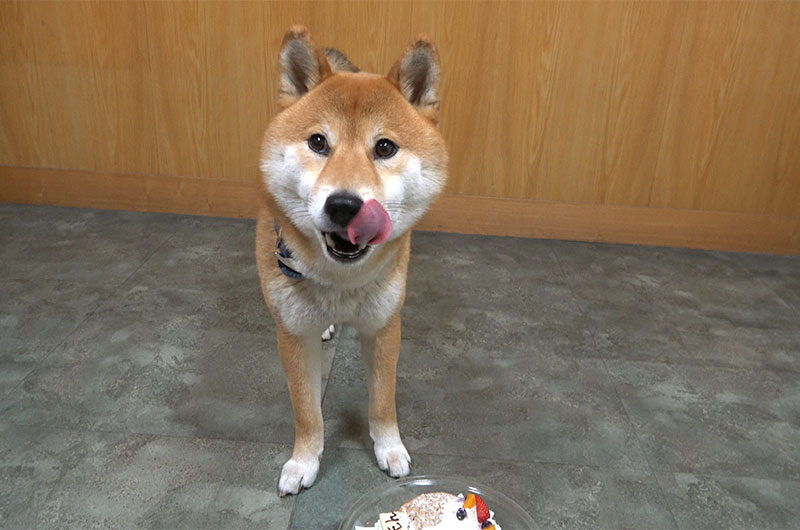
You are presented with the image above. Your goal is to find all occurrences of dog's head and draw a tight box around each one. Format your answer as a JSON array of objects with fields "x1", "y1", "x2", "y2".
[{"x1": 261, "y1": 26, "x2": 448, "y2": 265}]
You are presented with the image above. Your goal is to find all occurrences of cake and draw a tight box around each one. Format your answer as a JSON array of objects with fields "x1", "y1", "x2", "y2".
[{"x1": 355, "y1": 492, "x2": 502, "y2": 530}]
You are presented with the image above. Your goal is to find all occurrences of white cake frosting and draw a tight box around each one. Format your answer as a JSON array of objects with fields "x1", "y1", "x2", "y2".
[{"x1": 355, "y1": 493, "x2": 502, "y2": 530}]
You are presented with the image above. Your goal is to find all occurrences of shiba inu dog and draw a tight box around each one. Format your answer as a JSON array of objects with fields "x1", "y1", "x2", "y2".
[{"x1": 255, "y1": 26, "x2": 448, "y2": 496}]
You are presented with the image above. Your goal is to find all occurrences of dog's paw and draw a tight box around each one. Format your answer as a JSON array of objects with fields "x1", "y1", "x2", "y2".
[
  {"x1": 321, "y1": 324, "x2": 335, "y2": 342},
  {"x1": 374, "y1": 438, "x2": 411, "y2": 478},
  {"x1": 278, "y1": 457, "x2": 320, "y2": 496}
]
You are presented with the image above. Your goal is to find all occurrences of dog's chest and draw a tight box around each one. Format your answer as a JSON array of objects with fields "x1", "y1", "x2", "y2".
[{"x1": 269, "y1": 271, "x2": 404, "y2": 337}]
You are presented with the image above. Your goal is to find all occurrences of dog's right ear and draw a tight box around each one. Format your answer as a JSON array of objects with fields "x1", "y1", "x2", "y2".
[{"x1": 278, "y1": 26, "x2": 332, "y2": 108}]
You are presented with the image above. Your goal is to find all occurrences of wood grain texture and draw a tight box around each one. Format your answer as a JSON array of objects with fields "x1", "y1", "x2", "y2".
[
  {"x1": 143, "y1": 1, "x2": 273, "y2": 181},
  {"x1": 1, "y1": 1, "x2": 798, "y2": 239},
  {"x1": 420, "y1": 194, "x2": 800, "y2": 256},
  {"x1": 649, "y1": 2, "x2": 800, "y2": 217},
  {"x1": 3, "y1": 166, "x2": 798, "y2": 255},
  {"x1": 0, "y1": 166, "x2": 258, "y2": 219},
  {"x1": 0, "y1": 2, "x2": 157, "y2": 173}
]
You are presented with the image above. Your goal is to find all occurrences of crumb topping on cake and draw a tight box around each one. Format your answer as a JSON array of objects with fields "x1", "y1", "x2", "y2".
[
  {"x1": 401, "y1": 492, "x2": 458, "y2": 528},
  {"x1": 356, "y1": 490, "x2": 501, "y2": 530}
]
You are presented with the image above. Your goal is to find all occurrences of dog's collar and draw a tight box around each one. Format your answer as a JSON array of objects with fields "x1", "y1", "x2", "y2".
[{"x1": 274, "y1": 223, "x2": 304, "y2": 280}]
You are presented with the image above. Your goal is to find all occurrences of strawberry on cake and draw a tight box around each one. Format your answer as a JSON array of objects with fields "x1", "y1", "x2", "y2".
[{"x1": 355, "y1": 492, "x2": 501, "y2": 530}]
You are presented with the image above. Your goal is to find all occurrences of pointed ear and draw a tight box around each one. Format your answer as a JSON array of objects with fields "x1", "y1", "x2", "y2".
[
  {"x1": 278, "y1": 26, "x2": 332, "y2": 107},
  {"x1": 387, "y1": 35, "x2": 442, "y2": 123}
]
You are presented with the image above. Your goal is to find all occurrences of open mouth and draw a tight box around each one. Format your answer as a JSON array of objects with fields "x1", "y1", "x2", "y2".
[{"x1": 323, "y1": 231, "x2": 369, "y2": 262}]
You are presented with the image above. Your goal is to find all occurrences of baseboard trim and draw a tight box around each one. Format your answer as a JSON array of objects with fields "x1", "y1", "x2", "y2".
[
  {"x1": 0, "y1": 166, "x2": 258, "y2": 219},
  {"x1": 2, "y1": 166, "x2": 798, "y2": 255}
]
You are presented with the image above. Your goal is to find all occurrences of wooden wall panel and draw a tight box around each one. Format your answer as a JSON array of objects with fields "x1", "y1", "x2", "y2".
[
  {"x1": 4, "y1": 166, "x2": 799, "y2": 255},
  {"x1": 553, "y1": 2, "x2": 687, "y2": 207},
  {"x1": 0, "y1": 3, "x2": 40, "y2": 166},
  {"x1": 0, "y1": 2, "x2": 156, "y2": 173},
  {"x1": 413, "y1": 1, "x2": 688, "y2": 204},
  {"x1": 143, "y1": 2, "x2": 269, "y2": 180},
  {"x1": 1, "y1": 0, "x2": 799, "y2": 251},
  {"x1": 264, "y1": 1, "x2": 413, "y2": 76},
  {"x1": 649, "y1": 1, "x2": 800, "y2": 217}
]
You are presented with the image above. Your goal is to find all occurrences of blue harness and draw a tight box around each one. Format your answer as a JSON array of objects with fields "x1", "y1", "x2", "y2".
[{"x1": 274, "y1": 223, "x2": 304, "y2": 279}]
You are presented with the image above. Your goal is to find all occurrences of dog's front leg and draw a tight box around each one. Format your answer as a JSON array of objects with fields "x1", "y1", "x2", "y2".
[
  {"x1": 277, "y1": 325, "x2": 324, "y2": 496},
  {"x1": 360, "y1": 312, "x2": 411, "y2": 477}
]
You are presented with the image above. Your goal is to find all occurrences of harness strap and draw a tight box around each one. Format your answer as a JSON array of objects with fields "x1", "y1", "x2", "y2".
[{"x1": 274, "y1": 223, "x2": 304, "y2": 280}]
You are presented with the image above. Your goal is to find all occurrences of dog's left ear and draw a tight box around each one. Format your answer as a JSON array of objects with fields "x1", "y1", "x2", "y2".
[
  {"x1": 278, "y1": 26, "x2": 333, "y2": 108},
  {"x1": 387, "y1": 35, "x2": 441, "y2": 124}
]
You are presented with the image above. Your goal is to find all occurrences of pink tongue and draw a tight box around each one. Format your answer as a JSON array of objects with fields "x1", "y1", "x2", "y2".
[{"x1": 346, "y1": 198, "x2": 392, "y2": 246}]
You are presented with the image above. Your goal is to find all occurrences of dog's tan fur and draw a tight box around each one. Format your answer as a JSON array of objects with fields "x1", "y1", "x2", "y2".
[{"x1": 256, "y1": 26, "x2": 447, "y2": 495}]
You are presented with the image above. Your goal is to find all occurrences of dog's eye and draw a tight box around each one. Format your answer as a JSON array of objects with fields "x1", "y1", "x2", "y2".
[
  {"x1": 308, "y1": 134, "x2": 329, "y2": 155},
  {"x1": 374, "y1": 138, "x2": 398, "y2": 159}
]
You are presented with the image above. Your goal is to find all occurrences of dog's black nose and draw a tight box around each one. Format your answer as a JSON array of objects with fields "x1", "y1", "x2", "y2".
[{"x1": 324, "y1": 193, "x2": 363, "y2": 227}]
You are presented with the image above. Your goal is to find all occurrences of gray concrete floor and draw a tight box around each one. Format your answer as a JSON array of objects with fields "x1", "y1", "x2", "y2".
[{"x1": 1, "y1": 202, "x2": 799, "y2": 529}]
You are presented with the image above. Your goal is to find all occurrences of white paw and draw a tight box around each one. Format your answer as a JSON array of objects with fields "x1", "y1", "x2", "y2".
[
  {"x1": 278, "y1": 457, "x2": 320, "y2": 496},
  {"x1": 374, "y1": 438, "x2": 411, "y2": 478},
  {"x1": 321, "y1": 324, "x2": 335, "y2": 342}
]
